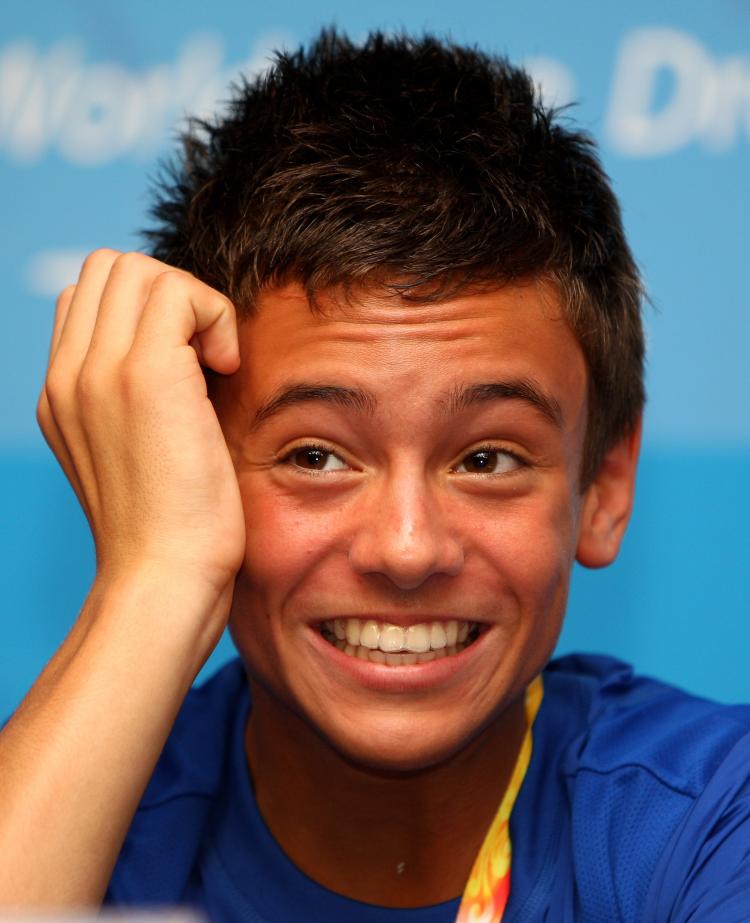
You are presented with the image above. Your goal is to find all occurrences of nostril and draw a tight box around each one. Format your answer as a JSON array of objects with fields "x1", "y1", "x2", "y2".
[
  {"x1": 348, "y1": 539, "x2": 464, "y2": 589},
  {"x1": 347, "y1": 484, "x2": 464, "y2": 587}
]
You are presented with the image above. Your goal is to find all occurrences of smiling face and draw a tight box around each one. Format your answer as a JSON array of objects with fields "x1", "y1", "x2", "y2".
[{"x1": 212, "y1": 279, "x2": 625, "y2": 771}]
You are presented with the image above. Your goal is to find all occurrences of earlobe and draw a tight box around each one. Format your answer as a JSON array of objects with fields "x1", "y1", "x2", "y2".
[{"x1": 576, "y1": 417, "x2": 642, "y2": 569}]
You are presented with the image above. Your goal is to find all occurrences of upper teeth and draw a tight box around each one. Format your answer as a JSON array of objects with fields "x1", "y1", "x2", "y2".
[{"x1": 324, "y1": 618, "x2": 472, "y2": 653}]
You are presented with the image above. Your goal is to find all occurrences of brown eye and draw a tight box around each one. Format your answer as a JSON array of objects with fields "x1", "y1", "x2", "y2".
[
  {"x1": 462, "y1": 450, "x2": 498, "y2": 473},
  {"x1": 455, "y1": 450, "x2": 519, "y2": 475},
  {"x1": 286, "y1": 447, "x2": 347, "y2": 472}
]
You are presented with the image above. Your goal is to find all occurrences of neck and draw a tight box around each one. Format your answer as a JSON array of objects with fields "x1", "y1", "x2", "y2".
[{"x1": 244, "y1": 681, "x2": 528, "y2": 908}]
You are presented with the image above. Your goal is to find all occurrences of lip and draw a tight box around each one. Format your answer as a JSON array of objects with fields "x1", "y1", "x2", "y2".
[{"x1": 306, "y1": 620, "x2": 491, "y2": 693}]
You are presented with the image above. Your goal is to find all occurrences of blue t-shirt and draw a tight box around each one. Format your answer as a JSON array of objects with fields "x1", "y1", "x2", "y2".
[{"x1": 106, "y1": 655, "x2": 750, "y2": 921}]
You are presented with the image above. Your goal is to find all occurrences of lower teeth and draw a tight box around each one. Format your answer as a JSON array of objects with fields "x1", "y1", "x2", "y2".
[{"x1": 320, "y1": 628, "x2": 479, "y2": 664}]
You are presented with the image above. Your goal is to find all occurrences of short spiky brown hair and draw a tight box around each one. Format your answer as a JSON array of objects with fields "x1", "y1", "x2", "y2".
[{"x1": 145, "y1": 29, "x2": 645, "y2": 488}]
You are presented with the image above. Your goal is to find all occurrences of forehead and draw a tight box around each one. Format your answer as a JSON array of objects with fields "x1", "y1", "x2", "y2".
[{"x1": 234, "y1": 281, "x2": 587, "y2": 414}]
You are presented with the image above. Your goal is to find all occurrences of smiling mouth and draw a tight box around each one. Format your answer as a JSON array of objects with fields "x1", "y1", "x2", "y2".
[{"x1": 320, "y1": 618, "x2": 482, "y2": 665}]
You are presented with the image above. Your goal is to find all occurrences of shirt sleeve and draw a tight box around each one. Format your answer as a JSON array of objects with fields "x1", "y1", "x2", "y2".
[{"x1": 644, "y1": 730, "x2": 750, "y2": 922}]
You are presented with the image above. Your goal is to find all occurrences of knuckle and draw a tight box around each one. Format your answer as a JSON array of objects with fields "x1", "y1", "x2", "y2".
[
  {"x1": 36, "y1": 389, "x2": 51, "y2": 430},
  {"x1": 75, "y1": 363, "x2": 107, "y2": 407},
  {"x1": 44, "y1": 364, "x2": 67, "y2": 402},
  {"x1": 214, "y1": 290, "x2": 235, "y2": 316},
  {"x1": 56, "y1": 284, "x2": 76, "y2": 310},
  {"x1": 42, "y1": 370, "x2": 74, "y2": 429},
  {"x1": 150, "y1": 268, "x2": 187, "y2": 297},
  {"x1": 148, "y1": 271, "x2": 233, "y2": 320},
  {"x1": 81, "y1": 247, "x2": 120, "y2": 275},
  {"x1": 74, "y1": 371, "x2": 96, "y2": 409},
  {"x1": 76, "y1": 365, "x2": 117, "y2": 417},
  {"x1": 112, "y1": 250, "x2": 151, "y2": 276}
]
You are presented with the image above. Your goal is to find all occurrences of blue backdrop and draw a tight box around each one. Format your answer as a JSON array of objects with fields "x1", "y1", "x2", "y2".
[{"x1": 1, "y1": 0, "x2": 748, "y2": 714}]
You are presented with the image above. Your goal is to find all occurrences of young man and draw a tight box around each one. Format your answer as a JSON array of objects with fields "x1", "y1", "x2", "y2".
[{"x1": 2, "y1": 29, "x2": 750, "y2": 922}]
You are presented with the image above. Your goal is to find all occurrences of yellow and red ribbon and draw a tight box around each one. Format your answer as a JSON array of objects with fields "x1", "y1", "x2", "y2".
[{"x1": 455, "y1": 676, "x2": 543, "y2": 923}]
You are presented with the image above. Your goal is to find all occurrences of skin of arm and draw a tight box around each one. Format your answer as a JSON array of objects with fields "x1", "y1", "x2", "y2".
[{"x1": 0, "y1": 250, "x2": 245, "y2": 906}]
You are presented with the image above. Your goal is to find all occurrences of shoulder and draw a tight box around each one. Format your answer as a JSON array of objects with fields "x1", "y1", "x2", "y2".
[
  {"x1": 107, "y1": 657, "x2": 249, "y2": 903},
  {"x1": 545, "y1": 653, "x2": 750, "y2": 794},
  {"x1": 540, "y1": 654, "x2": 750, "y2": 922}
]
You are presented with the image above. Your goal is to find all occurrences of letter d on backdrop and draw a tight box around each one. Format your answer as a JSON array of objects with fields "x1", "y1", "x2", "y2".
[{"x1": 607, "y1": 27, "x2": 718, "y2": 156}]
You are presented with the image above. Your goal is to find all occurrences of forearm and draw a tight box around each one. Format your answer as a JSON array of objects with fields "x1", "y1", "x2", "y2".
[
  {"x1": 1, "y1": 249, "x2": 245, "y2": 906},
  {"x1": 0, "y1": 566, "x2": 230, "y2": 907}
]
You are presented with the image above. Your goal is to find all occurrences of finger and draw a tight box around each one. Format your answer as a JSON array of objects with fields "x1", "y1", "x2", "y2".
[
  {"x1": 189, "y1": 333, "x2": 206, "y2": 367},
  {"x1": 54, "y1": 249, "x2": 121, "y2": 370},
  {"x1": 44, "y1": 250, "x2": 122, "y2": 516},
  {"x1": 36, "y1": 388, "x2": 90, "y2": 519},
  {"x1": 132, "y1": 270, "x2": 240, "y2": 374},
  {"x1": 87, "y1": 252, "x2": 195, "y2": 362},
  {"x1": 39, "y1": 286, "x2": 86, "y2": 509},
  {"x1": 47, "y1": 285, "x2": 76, "y2": 363}
]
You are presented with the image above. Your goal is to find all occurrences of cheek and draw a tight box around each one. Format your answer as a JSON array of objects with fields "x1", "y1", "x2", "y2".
[
  {"x1": 472, "y1": 493, "x2": 578, "y2": 613},
  {"x1": 230, "y1": 477, "x2": 311, "y2": 683},
  {"x1": 236, "y1": 474, "x2": 341, "y2": 607}
]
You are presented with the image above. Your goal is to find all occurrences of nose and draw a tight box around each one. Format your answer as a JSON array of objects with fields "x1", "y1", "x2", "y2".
[{"x1": 347, "y1": 472, "x2": 464, "y2": 590}]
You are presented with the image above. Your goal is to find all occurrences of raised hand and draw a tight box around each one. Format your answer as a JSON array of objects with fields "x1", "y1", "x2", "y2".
[
  {"x1": 37, "y1": 249, "x2": 246, "y2": 606},
  {"x1": 0, "y1": 251, "x2": 246, "y2": 906}
]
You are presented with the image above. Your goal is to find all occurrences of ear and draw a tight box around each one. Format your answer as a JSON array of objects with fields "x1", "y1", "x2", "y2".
[{"x1": 576, "y1": 417, "x2": 642, "y2": 569}]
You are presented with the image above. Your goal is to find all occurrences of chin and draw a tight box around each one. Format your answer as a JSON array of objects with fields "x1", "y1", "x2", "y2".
[{"x1": 311, "y1": 708, "x2": 495, "y2": 775}]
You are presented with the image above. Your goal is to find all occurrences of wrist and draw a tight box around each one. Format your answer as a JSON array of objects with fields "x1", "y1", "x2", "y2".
[{"x1": 85, "y1": 561, "x2": 235, "y2": 673}]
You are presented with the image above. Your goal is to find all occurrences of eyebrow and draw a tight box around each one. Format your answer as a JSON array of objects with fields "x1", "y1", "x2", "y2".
[
  {"x1": 249, "y1": 377, "x2": 563, "y2": 432},
  {"x1": 249, "y1": 384, "x2": 377, "y2": 431},
  {"x1": 445, "y1": 379, "x2": 564, "y2": 428}
]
